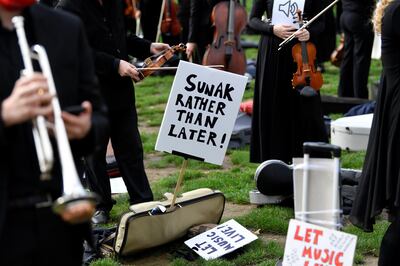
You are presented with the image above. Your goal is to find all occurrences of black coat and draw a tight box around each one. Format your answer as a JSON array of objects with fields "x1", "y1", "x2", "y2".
[
  {"x1": 350, "y1": 0, "x2": 400, "y2": 231},
  {"x1": 187, "y1": 0, "x2": 226, "y2": 57},
  {"x1": 57, "y1": 0, "x2": 152, "y2": 110},
  {"x1": 0, "y1": 4, "x2": 108, "y2": 237}
]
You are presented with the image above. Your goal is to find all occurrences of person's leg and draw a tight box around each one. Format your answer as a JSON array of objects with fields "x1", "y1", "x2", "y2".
[
  {"x1": 352, "y1": 23, "x2": 374, "y2": 99},
  {"x1": 338, "y1": 13, "x2": 355, "y2": 97},
  {"x1": 378, "y1": 217, "x2": 400, "y2": 265},
  {"x1": 110, "y1": 108, "x2": 153, "y2": 205},
  {"x1": 0, "y1": 207, "x2": 84, "y2": 266},
  {"x1": 86, "y1": 128, "x2": 114, "y2": 214},
  {"x1": 35, "y1": 207, "x2": 84, "y2": 266},
  {"x1": 0, "y1": 208, "x2": 36, "y2": 265}
]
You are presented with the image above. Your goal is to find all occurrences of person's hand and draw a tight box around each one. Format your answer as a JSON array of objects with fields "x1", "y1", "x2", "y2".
[
  {"x1": 59, "y1": 201, "x2": 96, "y2": 224},
  {"x1": 1, "y1": 73, "x2": 53, "y2": 127},
  {"x1": 295, "y1": 29, "x2": 310, "y2": 42},
  {"x1": 61, "y1": 101, "x2": 92, "y2": 140},
  {"x1": 273, "y1": 24, "x2": 297, "y2": 39},
  {"x1": 186, "y1": 42, "x2": 197, "y2": 60},
  {"x1": 118, "y1": 59, "x2": 141, "y2": 81},
  {"x1": 150, "y1": 42, "x2": 170, "y2": 54}
]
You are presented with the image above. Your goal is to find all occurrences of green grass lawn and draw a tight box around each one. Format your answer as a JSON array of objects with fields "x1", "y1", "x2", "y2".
[{"x1": 91, "y1": 42, "x2": 384, "y2": 265}]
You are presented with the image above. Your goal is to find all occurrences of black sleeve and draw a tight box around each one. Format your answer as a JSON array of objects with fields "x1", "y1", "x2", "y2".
[
  {"x1": 392, "y1": 3, "x2": 400, "y2": 37},
  {"x1": 187, "y1": 0, "x2": 201, "y2": 42},
  {"x1": 126, "y1": 34, "x2": 152, "y2": 60},
  {"x1": 305, "y1": 0, "x2": 325, "y2": 39},
  {"x1": 248, "y1": 0, "x2": 274, "y2": 35},
  {"x1": 69, "y1": 21, "x2": 109, "y2": 157},
  {"x1": 57, "y1": 0, "x2": 121, "y2": 76}
]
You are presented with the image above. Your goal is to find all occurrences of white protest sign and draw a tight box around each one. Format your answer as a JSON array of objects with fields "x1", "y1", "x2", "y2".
[
  {"x1": 283, "y1": 219, "x2": 357, "y2": 266},
  {"x1": 155, "y1": 61, "x2": 247, "y2": 165},
  {"x1": 185, "y1": 219, "x2": 258, "y2": 260},
  {"x1": 271, "y1": 0, "x2": 305, "y2": 28}
]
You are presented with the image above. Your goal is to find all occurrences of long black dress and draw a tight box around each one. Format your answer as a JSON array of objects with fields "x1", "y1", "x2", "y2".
[
  {"x1": 249, "y1": 0, "x2": 328, "y2": 164},
  {"x1": 350, "y1": 0, "x2": 400, "y2": 232}
]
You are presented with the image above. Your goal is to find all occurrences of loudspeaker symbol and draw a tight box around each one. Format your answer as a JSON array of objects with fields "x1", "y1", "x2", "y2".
[{"x1": 278, "y1": 0, "x2": 299, "y2": 18}]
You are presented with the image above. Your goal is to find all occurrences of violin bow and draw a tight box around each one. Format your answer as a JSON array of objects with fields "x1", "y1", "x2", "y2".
[
  {"x1": 278, "y1": 0, "x2": 340, "y2": 50},
  {"x1": 155, "y1": 0, "x2": 167, "y2": 42},
  {"x1": 138, "y1": 65, "x2": 225, "y2": 71}
]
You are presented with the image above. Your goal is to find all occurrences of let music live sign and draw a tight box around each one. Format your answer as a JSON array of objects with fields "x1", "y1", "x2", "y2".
[
  {"x1": 185, "y1": 219, "x2": 257, "y2": 260},
  {"x1": 283, "y1": 219, "x2": 357, "y2": 266}
]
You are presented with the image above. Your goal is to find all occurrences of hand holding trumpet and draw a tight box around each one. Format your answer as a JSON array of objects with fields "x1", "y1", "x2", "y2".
[
  {"x1": 2, "y1": 73, "x2": 93, "y2": 141},
  {"x1": 1, "y1": 73, "x2": 52, "y2": 127}
]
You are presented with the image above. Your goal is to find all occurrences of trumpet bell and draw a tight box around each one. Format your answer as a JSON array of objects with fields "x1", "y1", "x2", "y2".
[{"x1": 53, "y1": 191, "x2": 98, "y2": 214}]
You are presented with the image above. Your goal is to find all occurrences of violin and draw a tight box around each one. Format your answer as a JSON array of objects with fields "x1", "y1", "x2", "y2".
[
  {"x1": 202, "y1": 0, "x2": 247, "y2": 75},
  {"x1": 291, "y1": 10, "x2": 323, "y2": 91},
  {"x1": 138, "y1": 43, "x2": 186, "y2": 80},
  {"x1": 161, "y1": 0, "x2": 182, "y2": 37}
]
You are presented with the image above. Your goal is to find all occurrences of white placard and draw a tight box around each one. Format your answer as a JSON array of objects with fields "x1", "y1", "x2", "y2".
[
  {"x1": 184, "y1": 219, "x2": 258, "y2": 260},
  {"x1": 155, "y1": 61, "x2": 247, "y2": 165},
  {"x1": 110, "y1": 177, "x2": 128, "y2": 194},
  {"x1": 283, "y1": 219, "x2": 357, "y2": 266},
  {"x1": 271, "y1": 0, "x2": 305, "y2": 28}
]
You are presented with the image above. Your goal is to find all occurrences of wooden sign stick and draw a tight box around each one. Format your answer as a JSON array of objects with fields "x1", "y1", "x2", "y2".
[{"x1": 168, "y1": 158, "x2": 189, "y2": 211}]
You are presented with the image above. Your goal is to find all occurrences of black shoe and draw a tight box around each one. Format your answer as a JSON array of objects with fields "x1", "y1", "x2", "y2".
[{"x1": 91, "y1": 210, "x2": 109, "y2": 225}]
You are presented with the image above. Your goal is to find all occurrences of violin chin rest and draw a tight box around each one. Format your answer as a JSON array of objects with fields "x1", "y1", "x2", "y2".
[{"x1": 299, "y1": 86, "x2": 318, "y2": 97}]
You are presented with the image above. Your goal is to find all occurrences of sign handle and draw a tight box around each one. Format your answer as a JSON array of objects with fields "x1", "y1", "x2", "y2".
[{"x1": 169, "y1": 158, "x2": 189, "y2": 211}]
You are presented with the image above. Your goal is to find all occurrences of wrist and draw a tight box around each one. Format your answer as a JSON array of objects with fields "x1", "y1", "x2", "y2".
[{"x1": 1, "y1": 101, "x2": 11, "y2": 127}]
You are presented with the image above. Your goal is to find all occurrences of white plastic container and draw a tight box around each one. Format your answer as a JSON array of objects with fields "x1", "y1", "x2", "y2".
[{"x1": 330, "y1": 114, "x2": 373, "y2": 151}]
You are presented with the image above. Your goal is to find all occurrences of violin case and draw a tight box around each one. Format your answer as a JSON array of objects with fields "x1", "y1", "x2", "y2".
[
  {"x1": 113, "y1": 188, "x2": 225, "y2": 257},
  {"x1": 330, "y1": 114, "x2": 373, "y2": 151},
  {"x1": 228, "y1": 111, "x2": 252, "y2": 149}
]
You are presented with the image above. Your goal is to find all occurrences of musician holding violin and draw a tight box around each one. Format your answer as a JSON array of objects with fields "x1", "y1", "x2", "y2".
[
  {"x1": 185, "y1": 0, "x2": 227, "y2": 63},
  {"x1": 57, "y1": 0, "x2": 169, "y2": 224},
  {"x1": 249, "y1": 0, "x2": 328, "y2": 167}
]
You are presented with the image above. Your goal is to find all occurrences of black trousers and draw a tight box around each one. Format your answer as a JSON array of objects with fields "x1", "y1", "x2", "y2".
[
  {"x1": 0, "y1": 206, "x2": 84, "y2": 266},
  {"x1": 87, "y1": 107, "x2": 153, "y2": 212},
  {"x1": 140, "y1": 0, "x2": 163, "y2": 42},
  {"x1": 338, "y1": 11, "x2": 374, "y2": 99}
]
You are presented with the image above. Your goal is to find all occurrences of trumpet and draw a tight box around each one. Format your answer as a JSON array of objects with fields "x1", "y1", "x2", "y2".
[{"x1": 12, "y1": 16, "x2": 97, "y2": 215}]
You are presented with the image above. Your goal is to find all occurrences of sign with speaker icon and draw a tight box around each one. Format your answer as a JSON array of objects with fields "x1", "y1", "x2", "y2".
[{"x1": 271, "y1": 0, "x2": 305, "y2": 28}]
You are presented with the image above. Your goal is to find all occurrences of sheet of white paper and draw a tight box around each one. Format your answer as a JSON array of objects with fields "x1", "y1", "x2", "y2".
[{"x1": 271, "y1": 0, "x2": 305, "y2": 28}]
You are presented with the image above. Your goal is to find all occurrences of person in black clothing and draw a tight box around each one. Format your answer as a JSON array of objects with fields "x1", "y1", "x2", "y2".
[
  {"x1": 314, "y1": 0, "x2": 336, "y2": 72},
  {"x1": 178, "y1": 0, "x2": 190, "y2": 44},
  {"x1": 0, "y1": 1, "x2": 108, "y2": 265},
  {"x1": 185, "y1": 0, "x2": 225, "y2": 63},
  {"x1": 338, "y1": 0, "x2": 375, "y2": 99},
  {"x1": 350, "y1": 0, "x2": 400, "y2": 264},
  {"x1": 140, "y1": 0, "x2": 163, "y2": 41},
  {"x1": 58, "y1": 0, "x2": 169, "y2": 224},
  {"x1": 248, "y1": 0, "x2": 327, "y2": 167}
]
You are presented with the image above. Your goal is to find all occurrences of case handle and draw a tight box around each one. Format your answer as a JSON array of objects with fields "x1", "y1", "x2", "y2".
[{"x1": 303, "y1": 142, "x2": 341, "y2": 158}]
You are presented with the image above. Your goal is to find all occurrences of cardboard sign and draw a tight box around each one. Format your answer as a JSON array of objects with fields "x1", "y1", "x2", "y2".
[
  {"x1": 283, "y1": 219, "x2": 357, "y2": 266},
  {"x1": 271, "y1": 0, "x2": 305, "y2": 28},
  {"x1": 185, "y1": 219, "x2": 258, "y2": 260},
  {"x1": 155, "y1": 61, "x2": 247, "y2": 165}
]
